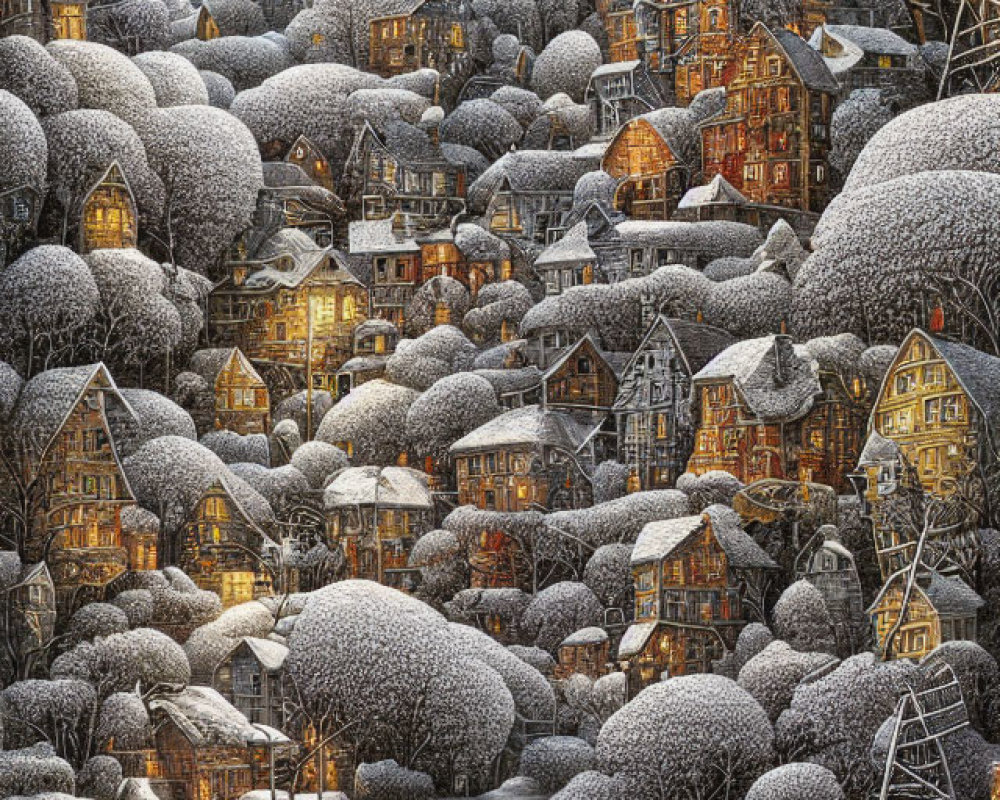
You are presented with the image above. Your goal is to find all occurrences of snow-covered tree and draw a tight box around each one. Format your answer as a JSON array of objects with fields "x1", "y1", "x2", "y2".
[
  {"x1": 289, "y1": 440, "x2": 348, "y2": 489},
  {"x1": 463, "y1": 280, "x2": 533, "y2": 345},
  {"x1": 518, "y1": 736, "x2": 594, "y2": 793},
  {"x1": 200, "y1": 69, "x2": 235, "y2": 107},
  {"x1": 171, "y1": 35, "x2": 292, "y2": 92},
  {"x1": 95, "y1": 692, "x2": 151, "y2": 751},
  {"x1": 132, "y1": 51, "x2": 209, "y2": 106},
  {"x1": 409, "y1": 529, "x2": 469, "y2": 608},
  {"x1": 0, "y1": 36, "x2": 78, "y2": 117},
  {"x1": 315, "y1": 379, "x2": 420, "y2": 465},
  {"x1": 406, "y1": 372, "x2": 500, "y2": 461},
  {"x1": 385, "y1": 325, "x2": 478, "y2": 391},
  {"x1": 283, "y1": 0, "x2": 413, "y2": 66},
  {"x1": 745, "y1": 762, "x2": 844, "y2": 800},
  {"x1": 829, "y1": 89, "x2": 894, "y2": 185},
  {"x1": 0, "y1": 744, "x2": 76, "y2": 797},
  {"x1": 582, "y1": 544, "x2": 633, "y2": 613},
  {"x1": 354, "y1": 760, "x2": 436, "y2": 800},
  {"x1": 88, "y1": 0, "x2": 171, "y2": 55},
  {"x1": 520, "y1": 582, "x2": 603, "y2": 653},
  {"x1": 771, "y1": 580, "x2": 837, "y2": 655},
  {"x1": 64, "y1": 602, "x2": 131, "y2": 646},
  {"x1": 550, "y1": 771, "x2": 622, "y2": 800},
  {"x1": 738, "y1": 641, "x2": 838, "y2": 722},
  {"x1": 46, "y1": 40, "x2": 157, "y2": 121},
  {"x1": 78, "y1": 755, "x2": 124, "y2": 800},
  {"x1": 530, "y1": 31, "x2": 602, "y2": 102},
  {"x1": 439, "y1": 99, "x2": 523, "y2": 161}
]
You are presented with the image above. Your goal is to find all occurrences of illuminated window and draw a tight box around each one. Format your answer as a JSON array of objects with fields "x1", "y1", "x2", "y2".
[
  {"x1": 342, "y1": 293, "x2": 356, "y2": 322},
  {"x1": 221, "y1": 571, "x2": 255, "y2": 606}
]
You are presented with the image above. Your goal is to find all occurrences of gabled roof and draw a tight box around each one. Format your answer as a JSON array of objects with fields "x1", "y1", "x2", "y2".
[
  {"x1": 693, "y1": 335, "x2": 822, "y2": 422},
  {"x1": 189, "y1": 348, "x2": 265, "y2": 388},
  {"x1": 194, "y1": 477, "x2": 273, "y2": 548},
  {"x1": 869, "y1": 569, "x2": 984, "y2": 617},
  {"x1": 348, "y1": 218, "x2": 421, "y2": 255},
  {"x1": 617, "y1": 620, "x2": 657, "y2": 659},
  {"x1": 856, "y1": 430, "x2": 902, "y2": 467},
  {"x1": 560, "y1": 626, "x2": 609, "y2": 647},
  {"x1": 449, "y1": 404, "x2": 588, "y2": 454},
  {"x1": 535, "y1": 221, "x2": 595, "y2": 267},
  {"x1": 241, "y1": 636, "x2": 289, "y2": 672},
  {"x1": 590, "y1": 60, "x2": 642, "y2": 79},
  {"x1": 468, "y1": 151, "x2": 592, "y2": 213},
  {"x1": 543, "y1": 333, "x2": 625, "y2": 383},
  {"x1": 149, "y1": 686, "x2": 289, "y2": 748},
  {"x1": 324, "y1": 466, "x2": 433, "y2": 510},
  {"x1": 813, "y1": 24, "x2": 916, "y2": 57},
  {"x1": 677, "y1": 174, "x2": 748, "y2": 209},
  {"x1": 759, "y1": 23, "x2": 840, "y2": 94}
]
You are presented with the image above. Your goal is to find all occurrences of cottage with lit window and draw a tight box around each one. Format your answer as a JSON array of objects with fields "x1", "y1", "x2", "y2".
[
  {"x1": 869, "y1": 570, "x2": 983, "y2": 661},
  {"x1": 417, "y1": 227, "x2": 497, "y2": 296},
  {"x1": 555, "y1": 627, "x2": 610, "y2": 680},
  {"x1": 211, "y1": 229, "x2": 368, "y2": 395},
  {"x1": 14, "y1": 364, "x2": 136, "y2": 614},
  {"x1": 79, "y1": 162, "x2": 138, "y2": 253},
  {"x1": 285, "y1": 135, "x2": 335, "y2": 192},
  {"x1": 852, "y1": 329, "x2": 999, "y2": 581},
  {"x1": 601, "y1": 108, "x2": 697, "y2": 220},
  {"x1": 808, "y1": 24, "x2": 922, "y2": 98},
  {"x1": 618, "y1": 505, "x2": 777, "y2": 694},
  {"x1": 213, "y1": 636, "x2": 288, "y2": 728},
  {"x1": 468, "y1": 150, "x2": 592, "y2": 245},
  {"x1": 349, "y1": 218, "x2": 420, "y2": 328},
  {"x1": 368, "y1": 0, "x2": 472, "y2": 80},
  {"x1": 700, "y1": 23, "x2": 838, "y2": 214},
  {"x1": 336, "y1": 318, "x2": 400, "y2": 396},
  {"x1": 1, "y1": 0, "x2": 87, "y2": 39},
  {"x1": 534, "y1": 222, "x2": 599, "y2": 296},
  {"x1": 147, "y1": 685, "x2": 292, "y2": 800},
  {"x1": 189, "y1": 348, "x2": 270, "y2": 436},
  {"x1": 3, "y1": 562, "x2": 56, "y2": 680},
  {"x1": 615, "y1": 315, "x2": 735, "y2": 491},
  {"x1": 686, "y1": 334, "x2": 866, "y2": 492},
  {"x1": 596, "y1": 0, "x2": 640, "y2": 63},
  {"x1": 324, "y1": 466, "x2": 433, "y2": 592},
  {"x1": 586, "y1": 61, "x2": 666, "y2": 138},
  {"x1": 179, "y1": 479, "x2": 275, "y2": 608},
  {"x1": 347, "y1": 120, "x2": 467, "y2": 229}
]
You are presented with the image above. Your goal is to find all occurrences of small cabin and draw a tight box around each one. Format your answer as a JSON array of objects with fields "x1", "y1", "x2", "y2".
[
  {"x1": 179, "y1": 480, "x2": 274, "y2": 608},
  {"x1": 534, "y1": 221, "x2": 598, "y2": 296},
  {"x1": 336, "y1": 318, "x2": 399, "y2": 396},
  {"x1": 870, "y1": 570, "x2": 983, "y2": 661},
  {"x1": 213, "y1": 636, "x2": 288, "y2": 728},
  {"x1": 802, "y1": 524, "x2": 864, "y2": 648},
  {"x1": 6, "y1": 562, "x2": 56, "y2": 679},
  {"x1": 586, "y1": 60, "x2": 665, "y2": 138},
  {"x1": 348, "y1": 218, "x2": 421, "y2": 328},
  {"x1": 189, "y1": 348, "x2": 270, "y2": 436},
  {"x1": 196, "y1": 4, "x2": 220, "y2": 39},
  {"x1": 285, "y1": 135, "x2": 335, "y2": 192},
  {"x1": 260, "y1": 162, "x2": 341, "y2": 248},
  {"x1": 368, "y1": 0, "x2": 472, "y2": 78},
  {"x1": 808, "y1": 24, "x2": 921, "y2": 98},
  {"x1": 79, "y1": 163, "x2": 137, "y2": 253},
  {"x1": 555, "y1": 626, "x2": 610, "y2": 680},
  {"x1": 542, "y1": 334, "x2": 622, "y2": 415}
]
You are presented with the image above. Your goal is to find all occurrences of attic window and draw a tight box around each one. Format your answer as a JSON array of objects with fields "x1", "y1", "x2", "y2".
[{"x1": 768, "y1": 57, "x2": 781, "y2": 76}]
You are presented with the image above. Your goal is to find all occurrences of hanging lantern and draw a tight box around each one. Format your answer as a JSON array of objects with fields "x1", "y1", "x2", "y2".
[
  {"x1": 627, "y1": 467, "x2": 642, "y2": 494},
  {"x1": 397, "y1": 451, "x2": 408, "y2": 466},
  {"x1": 929, "y1": 304, "x2": 945, "y2": 333},
  {"x1": 696, "y1": 309, "x2": 704, "y2": 323}
]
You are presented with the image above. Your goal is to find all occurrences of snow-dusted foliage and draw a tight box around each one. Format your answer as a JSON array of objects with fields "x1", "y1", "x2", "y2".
[
  {"x1": 114, "y1": 387, "x2": 197, "y2": 457},
  {"x1": 290, "y1": 440, "x2": 349, "y2": 489},
  {"x1": 88, "y1": 0, "x2": 171, "y2": 55},
  {"x1": 745, "y1": 762, "x2": 844, "y2": 800},
  {"x1": 520, "y1": 582, "x2": 603, "y2": 653},
  {"x1": 843, "y1": 95, "x2": 1000, "y2": 195},
  {"x1": 774, "y1": 653, "x2": 920, "y2": 795},
  {"x1": 0, "y1": 362, "x2": 25, "y2": 421},
  {"x1": 490, "y1": 85, "x2": 543, "y2": 128},
  {"x1": 0, "y1": 745, "x2": 75, "y2": 797},
  {"x1": 0, "y1": 90, "x2": 48, "y2": 197},
  {"x1": 1, "y1": 678, "x2": 97, "y2": 758},
  {"x1": 315, "y1": 380, "x2": 420, "y2": 465},
  {"x1": 550, "y1": 771, "x2": 622, "y2": 800},
  {"x1": 123, "y1": 435, "x2": 274, "y2": 537},
  {"x1": 522, "y1": 94, "x2": 595, "y2": 147},
  {"x1": 582, "y1": 544, "x2": 633, "y2": 611},
  {"x1": 830, "y1": 89, "x2": 894, "y2": 181},
  {"x1": 938, "y1": 725, "x2": 1000, "y2": 800},
  {"x1": 597, "y1": 674, "x2": 774, "y2": 800},
  {"x1": 200, "y1": 69, "x2": 236, "y2": 107},
  {"x1": 738, "y1": 641, "x2": 838, "y2": 722},
  {"x1": 46, "y1": 40, "x2": 157, "y2": 121},
  {"x1": 790, "y1": 170, "x2": 1000, "y2": 343},
  {"x1": 354, "y1": 760, "x2": 435, "y2": 800},
  {"x1": 508, "y1": 645, "x2": 555, "y2": 675},
  {"x1": 273, "y1": 389, "x2": 334, "y2": 438},
  {"x1": 130, "y1": 105, "x2": 263, "y2": 274},
  {"x1": 921, "y1": 641, "x2": 1000, "y2": 734},
  {"x1": 132, "y1": 51, "x2": 209, "y2": 106},
  {"x1": 445, "y1": 586, "x2": 532, "y2": 642},
  {"x1": 518, "y1": 736, "x2": 595, "y2": 792},
  {"x1": 78, "y1": 755, "x2": 124, "y2": 800},
  {"x1": 463, "y1": 280, "x2": 534, "y2": 344},
  {"x1": 546, "y1": 490, "x2": 690, "y2": 549},
  {"x1": 410, "y1": 529, "x2": 469, "y2": 606},
  {"x1": 406, "y1": 372, "x2": 501, "y2": 459},
  {"x1": 530, "y1": 31, "x2": 602, "y2": 102},
  {"x1": 110, "y1": 588, "x2": 155, "y2": 627},
  {"x1": 171, "y1": 36, "x2": 293, "y2": 92},
  {"x1": 591, "y1": 461, "x2": 630, "y2": 505},
  {"x1": 95, "y1": 692, "x2": 151, "y2": 750},
  {"x1": 0, "y1": 246, "x2": 100, "y2": 376},
  {"x1": 388, "y1": 68, "x2": 440, "y2": 98},
  {"x1": 183, "y1": 601, "x2": 275, "y2": 679},
  {"x1": 283, "y1": 0, "x2": 412, "y2": 65},
  {"x1": 51, "y1": 627, "x2": 191, "y2": 698},
  {"x1": 229, "y1": 462, "x2": 309, "y2": 513},
  {"x1": 772, "y1": 580, "x2": 837, "y2": 655},
  {"x1": 0, "y1": 36, "x2": 78, "y2": 117},
  {"x1": 473, "y1": 0, "x2": 543, "y2": 50},
  {"x1": 439, "y1": 99, "x2": 524, "y2": 161},
  {"x1": 404, "y1": 276, "x2": 472, "y2": 338},
  {"x1": 345, "y1": 87, "x2": 431, "y2": 130},
  {"x1": 285, "y1": 581, "x2": 515, "y2": 789},
  {"x1": 735, "y1": 622, "x2": 775, "y2": 671},
  {"x1": 201, "y1": 429, "x2": 270, "y2": 465},
  {"x1": 65, "y1": 602, "x2": 131, "y2": 645},
  {"x1": 385, "y1": 325, "x2": 478, "y2": 391}
]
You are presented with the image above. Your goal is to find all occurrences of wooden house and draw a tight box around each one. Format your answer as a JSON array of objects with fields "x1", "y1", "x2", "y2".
[
  {"x1": 79, "y1": 162, "x2": 138, "y2": 254},
  {"x1": 120, "y1": 505, "x2": 159, "y2": 573},
  {"x1": 597, "y1": 0, "x2": 640, "y2": 63},
  {"x1": 147, "y1": 685, "x2": 292, "y2": 800},
  {"x1": 808, "y1": 24, "x2": 922, "y2": 98},
  {"x1": 554, "y1": 626, "x2": 610, "y2": 680},
  {"x1": 324, "y1": 466, "x2": 433, "y2": 592},
  {"x1": 601, "y1": 108, "x2": 697, "y2": 220},
  {"x1": 686, "y1": 334, "x2": 865, "y2": 492},
  {"x1": 614, "y1": 315, "x2": 735, "y2": 491},
  {"x1": 15, "y1": 363, "x2": 136, "y2": 614},
  {"x1": 4, "y1": 562, "x2": 56, "y2": 679},
  {"x1": 802, "y1": 526, "x2": 864, "y2": 648},
  {"x1": 285, "y1": 135, "x2": 335, "y2": 192},
  {"x1": 468, "y1": 150, "x2": 593, "y2": 246},
  {"x1": 869, "y1": 570, "x2": 983, "y2": 661},
  {"x1": 347, "y1": 120, "x2": 467, "y2": 229},
  {"x1": 852, "y1": 329, "x2": 999, "y2": 580},
  {"x1": 417, "y1": 227, "x2": 495, "y2": 296},
  {"x1": 618, "y1": 506, "x2": 777, "y2": 694},
  {"x1": 179, "y1": 479, "x2": 275, "y2": 608},
  {"x1": 700, "y1": 23, "x2": 838, "y2": 214},
  {"x1": 50, "y1": 0, "x2": 85, "y2": 38},
  {"x1": 0, "y1": 186, "x2": 41, "y2": 269},
  {"x1": 348, "y1": 218, "x2": 420, "y2": 328},
  {"x1": 534, "y1": 221, "x2": 598, "y2": 296},
  {"x1": 189, "y1": 348, "x2": 270, "y2": 435},
  {"x1": 213, "y1": 636, "x2": 288, "y2": 728},
  {"x1": 1, "y1": 0, "x2": 45, "y2": 38},
  {"x1": 210, "y1": 228, "x2": 368, "y2": 394},
  {"x1": 368, "y1": 0, "x2": 472, "y2": 79},
  {"x1": 336, "y1": 318, "x2": 399, "y2": 396},
  {"x1": 260, "y1": 162, "x2": 342, "y2": 248},
  {"x1": 586, "y1": 61, "x2": 666, "y2": 138}
]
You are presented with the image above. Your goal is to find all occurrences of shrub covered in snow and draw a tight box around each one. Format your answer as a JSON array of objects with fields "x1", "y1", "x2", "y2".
[
  {"x1": 315, "y1": 379, "x2": 420, "y2": 465},
  {"x1": 95, "y1": 692, "x2": 151, "y2": 751},
  {"x1": 546, "y1": 490, "x2": 690, "y2": 550},
  {"x1": 0, "y1": 89, "x2": 48, "y2": 198},
  {"x1": 201, "y1": 430, "x2": 270, "y2": 466},
  {"x1": 403, "y1": 276, "x2": 471, "y2": 338},
  {"x1": 345, "y1": 87, "x2": 431, "y2": 131},
  {"x1": 1, "y1": 678, "x2": 98, "y2": 757},
  {"x1": 745, "y1": 762, "x2": 844, "y2": 800},
  {"x1": 597, "y1": 674, "x2": 774, "y2": 800},
  {"x1": 582, "y1": 544, "x2": 633, "y2": 612},
  {"x1": 738, "y1": 641, "x2": 838, "y2": 722},
  {"x1": 273, "y1": 389, "x2": 334, "y2": 439},
  {"x1": 530, "y1": 31, "x2": 602, "y2": 102},
  {"x1": 200, "y1": 69, "x2": 236, "y2": 107},
  {"x1": 0, "y1": 745, "x2": 75, "y2": 797},
  {"x1": 591, "y1": 461, "x2": 630, "y2": 505},
  {"x1": 171, "y1": 36, "x2": 292, "y2": 92},
  {"x1": 406, "y1": 372, "x2": 500, "y2": 460},
  {"x1": 354, "y1": 760, "x2": 435, "y2": 800},
  {"x1": 518, "y1": 736, "x2": 595, "y2": 793},
  {"x1": 830, "y1": 88, "x2": 894, "y2": 183},
  {"x1": 550, "y1": 771, "x2": 622, "y2": 800},
  {"x1": 409, "y1": 529, "x2": 468, "y2": 607},
  {"x1": 473, "y1": 0, "x2": 543, "y2": 50},
  {"x1": 520, "y1": 582, "x2": 603, "y2": 653},
  {"x1": 113, "y1": 387, "x2": 197, "y2": 458},
  {"x1": 46, "y1": 40, "x2": 157, "y2": 121},
  {"x1": 385, "y1": 325, "x2": 478, "y2": 391},
  {"x1": 65, "y1": 602, "x2": 131, "y2": 644},
  {"x1": 463, "y1": 280, "x2": 533, "y2": 344},
  {"x1": 921, "y1": 641, "x2": 1000, "y2": 734},
  {"x1": 290, "y1": 440, "x2": 349, "y2": 488},
  {"x1": 78, "y1": 755, "x2": 124, "y2": 800},
  {"x1": 735, "y1": 622, "x2": 775, "y2": 671},
  {"x1": 439, "y1": 99, "x2": 524, "y2": 161},
  {"x1": 89, "y1": 0, "x2": 171, "y2": 55},
  {"x1": 772, "y1": 580, "x2": 837, "y2": 655},
  {"x1": 0, "y1": 36, "x2": 78, "y2": 116},
  {"x1": 183, "y1": 601, "x2": 275, "y2": 679},
  {"x1": 133, "y1": 51, "x2": 208, "y2": 106}
]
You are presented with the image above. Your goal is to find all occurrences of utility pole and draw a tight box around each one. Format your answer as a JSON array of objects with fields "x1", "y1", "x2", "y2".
[{"x1": 305, "y1": 291, "x2": 313, "y2": 441}]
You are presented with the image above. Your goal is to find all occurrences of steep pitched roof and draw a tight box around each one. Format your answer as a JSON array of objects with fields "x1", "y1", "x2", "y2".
[
  {"x1": 869, "y1": 569, "x2": 984, "y2": 617},
  {"x1": 348, "y1": 218, "x2": 421, "y2": 255},
  {"x1": 324, "y1": 465, "x2": 433, "y2": 510},
  {"x1": 535, "y1": 221, "x2": 595, "y2": 266},
  {"x1": 762, "y1": 23, "x2": 840, "y2": 93},
  {"x1": 189, "y1": 348, "x2": 265, "y2": 388},
  {"x1": 543, "y1": 333, "x2": 624, "y2": 382},
  {"x1": 149, "y1": 686, "x2": 289, "y2": 748},
  {"x1": 241, "y1": 636, "x2": 289, "y2": 672},
  {"x1": 449, "y1": 404, "x2": 588, "y2": 454},
  {"x1": 677, "y1": 174, "x2": 748, "y2": 209},
  {"x1": 925, "y1": 332, "x2": 1000, "y2": 443},
  {"x1": 468, "y1": 151, "x2": 592, "y2": 213}
]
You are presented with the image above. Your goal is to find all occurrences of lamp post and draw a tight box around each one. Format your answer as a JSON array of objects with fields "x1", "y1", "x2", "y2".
[{"x1": 249, "y1": 722, "x2": 278, "y2": 800}]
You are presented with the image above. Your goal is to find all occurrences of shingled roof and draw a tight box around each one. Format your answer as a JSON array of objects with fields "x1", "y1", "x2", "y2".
[
  {"x1": 449, "y1": 404, "x2": 589, "y2": 454},
  {"x1": 764, "y1": 23, "x2": 840, "y2": 94}
]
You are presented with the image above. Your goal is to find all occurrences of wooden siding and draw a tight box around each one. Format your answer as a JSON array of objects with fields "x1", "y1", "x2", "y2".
[{"x1": 603, "y1": 118, "x2": 688, "y2": 220}]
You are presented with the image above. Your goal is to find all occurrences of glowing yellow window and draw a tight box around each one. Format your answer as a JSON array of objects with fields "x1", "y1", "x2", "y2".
[
  {"x1": 220, "y1": 571, "x2": 255, "y2": 606},
  {"x1": 517, "y1": 484, "x2": 528, "y2": 500},
  {"x1": 450, "y1": 22, "x2": 465, "y2": 48},
  {"x1": 878, "y1": 54, "x2": 892, "y2": 68},
  {"x1": 342, "y1": 293, "x2": 356, "y2": 322},
  {"x1": 312, "y1": 33, "x2": 325, "y2": 45},
  {"x1": 374, "y1": 335, "x2": 386, "y2": 354}
]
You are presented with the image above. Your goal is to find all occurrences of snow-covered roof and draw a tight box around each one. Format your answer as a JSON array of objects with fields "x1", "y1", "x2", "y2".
[
  {"x1": 324, "y1": 465, "x2": 433, "y2": 510},
  {"x1": 560, "y1": 626, "x2": 609, "y2": 648},
  {"x1": 869, "y1": 570, "x2": 984, "y2": 617},
  {"x1": 924, "y1": 332, "x2": 1000, "y2": 442},
  {"x1": 337, "y1": 355, "x2": 388, "y2": 374},
  {"x1": 765, "y1": 23, "x2": 840, "y2": 93},
  {"x1": 241, "y1": 636, "x2": 288, "y2": 672},
  {"x1": 348, "y1": 219, "x2": 420, "y2": 255},
  {"x1": 189, "y1": 348, "x2": 264, "y2": 387},
  {"x1": 149, "y1": 686, "x2": 288, "y2": 747},
  {"x1": 590, "y1": 59, "x2": 641, "y2": 79},
  {"x1": 614, "y1": 219, "x2": 762, "y2": 254},
  {"x1": 543, "y1": 333, "x2": 626, "y2": 382},
  {"x1": 572, "y1": 140, "x2": 610, "y2": 161},
  {"x1": 262, "y1": 161, "x2": 316, "y2": 188},
  {"x1": 534, "y1": 221, "x2": 595, "y2": 266},
  {"x1": 449, "y1": 404, "x2": 587, "y2": 454},
  {"x1": 617, "y1": 621, "x2": 657, "y2": 659},
  {"x1": 631, "y1": 514, "x2": 703, "y2": 565},
  {"x1": 693, "y1": 335, "x2": 822, "y2": 422},
  {"x1": 354, "y1": 318, "x2": 399, "y2": 342},
  {"x1": 468, "y1": 150, "x2": 592, "y2": 213},
  {"x1": 677, "y1": 174, "x2": 748, "y2": 209},
  {"x1": 633, "y1": 107, "x2": 697, "y2": 164},
  {"x1": 473, "y1": 366, "x2": 543, "y2": 395},
  {"x1": 632, "y1": 506, "x2": 776, "y2": 569},
  {"x1": 856, "y1": 430, "x2": 902, "y2": 466}
]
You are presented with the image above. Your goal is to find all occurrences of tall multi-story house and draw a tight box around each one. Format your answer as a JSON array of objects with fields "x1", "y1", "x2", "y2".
[
  {"x1": 596, "y1": 0, "x2": 640, "y2": 62},
  {"x1": 212, "y1": 636, "x2": 288, "y2": 728},
  {"x1": 852, "y1": 329, "x2": 999, "y2": 581},
  {"x1": 615, "y1": 315, "x2": 735, "y2": 491},
  {"x1": 368, "y1": 0, "x2": 472, "y2": 82},
  {"x1": 336, "y1": 319, "x2": 400, "y2": 396},
  {"x1": 189, "y1": 348, "x2": 270, "y2": 436},
  {"x1": 1, "y1": 0, "x2": 87, "y2": 40},
  {"x1": 14, "y1": 363, "x2": 137, "y2": 614},
  {"x1": 324, "y1": 466, "x2": 433, "y2": 592},
  {"x1": 600, "y1": 108, "x2": 698, "y2": 220},
  {"x1": 700, "y1": 23, "x2": 838, "y2": 214},
  {"x1": 686, "y1": 334, "x2": 867, "y2": 493},
  {"x1": 346, "y1": 120, "x2": 467, "y2": 229},
  {"x1": 210, "y1": 228, "x2": 369, "y2": 395},
  {"x1": 586, "y1": 61, "x2": 666, "y2": 138},
  {"x1": 178, "y1": 479, "x2": 275, "y2": 608},
  {"x1": 618, "y1": 505, "x2": 777, "y2": 694},
  {"x1": 3, "y1": 562, "x2": 56, "y2": 680},
  {"x1": 808, "y1": 24, "x2": 922, "y2": 99},
  {"x1": 348, "y1": 217, "x2": 421, "y2": 328}
]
